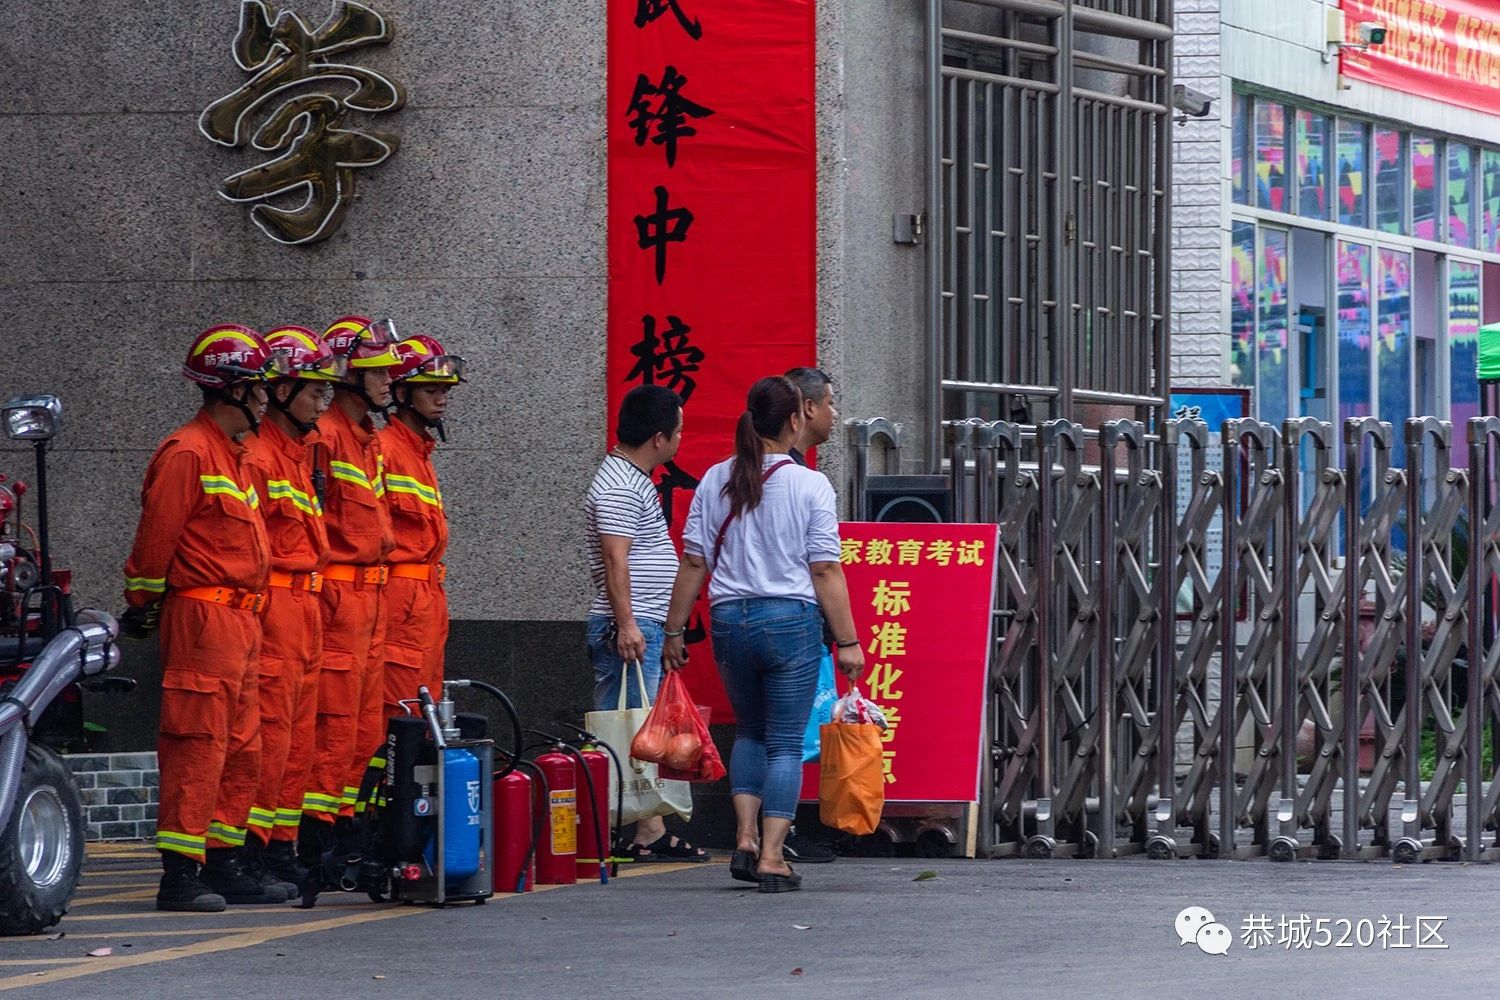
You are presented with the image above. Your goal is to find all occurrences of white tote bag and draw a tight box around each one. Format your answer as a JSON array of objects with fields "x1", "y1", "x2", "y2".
[{"x1": 583, "y1": 661, "x2": 693, "y2": 824}]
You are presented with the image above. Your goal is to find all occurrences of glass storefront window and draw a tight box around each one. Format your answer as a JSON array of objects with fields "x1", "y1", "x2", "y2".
[
  {"x1": 1231, "y1": 221, "x2": 1256, "y2": 387},
  {"x1": 1336, "y1": 119, "x2": 1367, "y2": 228},
  {"x1": 1483, "y1": 149, "x2": 1500, "y2": 254},
  {"x1": 1449, "y1": 260, "x2": 1482, "y2": 467},
  {"x1": 1375, "y1": 129, "x2": 1405, "y2": 235},
  {"x1": 1232, "y1": 93, "x2": 1249, "y2": 206},
  {"x1": 1255, "y1": 102, "x2": 1288, "y2": 213},
  {"x1": 1258, "y1": 229, "x2": 1291, "y2": 426},
  {"x1": 1378, "y1": 248, "x2": 1413, "y2": 465},
  {"x1": 1448, "y1": 144, "x2": 1474, "y2": 247},
  {"x1": 1296, "y1": 110, "x2": 1329, "y2": 219},
  {"x1": 1412, "y1": 136, "x2": 1438, "y2": 241},
  {"x1": 1337, "y1": 241, "x2": 1373, "y2": 425}
]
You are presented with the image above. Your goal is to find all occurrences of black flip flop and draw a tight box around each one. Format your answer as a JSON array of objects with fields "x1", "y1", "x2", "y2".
[
  {"x1": 730, "y1": 850, "x2": 759, "y2": 884},
  {"x1": 643, "y1": 834, "x2": 711, "y2": 862},
  {"x1": 757, "y1": 864, "x2": 802, "y2": 893}
]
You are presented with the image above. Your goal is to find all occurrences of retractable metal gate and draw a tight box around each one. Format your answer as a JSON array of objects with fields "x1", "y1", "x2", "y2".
[{"x1": 857, "y1": 415, "x2": 1500, "y2": 862}]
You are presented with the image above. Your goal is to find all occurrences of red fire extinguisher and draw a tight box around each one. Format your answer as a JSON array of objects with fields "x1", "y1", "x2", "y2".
[
  {"x1": 533, "y1": 749, "x2": 577, "y2": 886},
  {"x1": 493, "y1": 767, "x2": 534, "y2": 893},
  {"x1": 575, "y1": 745, "x2": 612, "y2": 883}
]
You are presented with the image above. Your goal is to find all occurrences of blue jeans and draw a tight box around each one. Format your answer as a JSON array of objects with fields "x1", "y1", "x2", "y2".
[
  {"x1": 711, "y1": 598, "x2": 823, "y2": 820},
  {"x1": 587, "y1": 615, "x2": 665, "y2": 711}
]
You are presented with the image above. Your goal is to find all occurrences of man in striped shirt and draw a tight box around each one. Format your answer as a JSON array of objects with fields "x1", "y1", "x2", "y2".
[{"x1": 586, "y1": 385, "x2": 705, "y2": 861}]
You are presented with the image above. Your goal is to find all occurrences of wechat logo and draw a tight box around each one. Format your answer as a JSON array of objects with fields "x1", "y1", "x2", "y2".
[{"x1": 1176, "y1": 906, "x2": 1231, "y2": 956}]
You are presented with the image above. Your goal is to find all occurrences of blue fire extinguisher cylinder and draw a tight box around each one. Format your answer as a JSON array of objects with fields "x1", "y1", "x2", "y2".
[{"x1": 425, "y1": 746, "x2": 482, "y2": 882}]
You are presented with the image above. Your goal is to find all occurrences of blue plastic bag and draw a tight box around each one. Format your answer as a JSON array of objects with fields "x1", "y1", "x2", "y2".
[{"x1": 802, "y1": 651, "x2": 838, "y2": 762}]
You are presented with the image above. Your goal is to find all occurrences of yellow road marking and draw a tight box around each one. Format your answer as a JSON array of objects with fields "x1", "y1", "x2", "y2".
[
  {"x1": 69, "y1": 889, "x2": 157, "y2": 907},
  {"x1": 78, "y1": 868, "x2": 159, "y2": 877},
  {"x1": 0, "y1": 907, "x2": 425, "y2": 991},
  {"x1": 0, "y1": 927, "x2": 249, "y2": 942},
  {"x1": 84, "y1": 845, "x2": 154, "y2": 857},
  {"x1": 0, "y1": 959, "x2": 96, "y2": 968}
]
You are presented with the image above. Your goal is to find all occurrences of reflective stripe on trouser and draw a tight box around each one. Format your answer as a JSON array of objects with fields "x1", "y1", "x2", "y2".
[
  {"x1": 345, "y1": 585, "x2": 387, "y2": 817},
  {"x1": 156, "y1": 595, "x2": 262, "y2": 861},
  {"x1": 307, "y1": 578, "x2": 381, "y2": 821},
  {"x1": 250, "y1": 586, "x2": 322, "y2": 844},
  {"x1": 381, "y1": 576, "x2": 449, "y2": 721}
]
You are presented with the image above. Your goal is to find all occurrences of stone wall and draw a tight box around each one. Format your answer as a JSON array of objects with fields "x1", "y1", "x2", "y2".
[{"x1": 66, "y1": 753, "x2": 159, "y2": 842}]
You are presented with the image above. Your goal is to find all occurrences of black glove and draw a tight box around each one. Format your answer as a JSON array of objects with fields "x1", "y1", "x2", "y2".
[{"x1": 119, "y1": 603, "x2": 161, "y2": 639}]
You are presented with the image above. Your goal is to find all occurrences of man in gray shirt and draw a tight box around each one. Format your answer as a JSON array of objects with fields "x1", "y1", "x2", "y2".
[{"x1": 585, "y1": 384, "x2": 706, "y2": 861}]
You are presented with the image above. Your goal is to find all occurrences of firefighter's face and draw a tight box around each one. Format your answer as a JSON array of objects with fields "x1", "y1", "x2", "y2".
[
  {"x1": 275, "y1": 380, "x2": 325, "y2": 425},
  {"x1": 363, "y1": 368, "x2": 394, "y2": 409},
  {"x1": 408, "y1": 384, "x2": 451, "y2": 423}
]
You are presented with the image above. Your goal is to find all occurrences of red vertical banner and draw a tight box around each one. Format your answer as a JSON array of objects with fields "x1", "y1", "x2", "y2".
[{"x1": 607, "y1": 0, "x2": 818, "y2": 716}]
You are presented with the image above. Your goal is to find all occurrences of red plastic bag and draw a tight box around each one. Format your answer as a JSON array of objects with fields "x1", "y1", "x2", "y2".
[{"x1": 631, "y1": 672, "x2": 726, "y2": 783}]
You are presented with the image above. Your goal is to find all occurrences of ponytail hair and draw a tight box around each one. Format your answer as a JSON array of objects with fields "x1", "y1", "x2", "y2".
[{"x1": 724, "y1": 376, "x2": 802, "y2": 516}]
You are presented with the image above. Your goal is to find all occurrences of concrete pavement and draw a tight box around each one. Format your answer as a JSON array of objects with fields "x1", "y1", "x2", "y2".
[{"x1": 4, "y1": 846, "x2": 1496, "y2": 997}]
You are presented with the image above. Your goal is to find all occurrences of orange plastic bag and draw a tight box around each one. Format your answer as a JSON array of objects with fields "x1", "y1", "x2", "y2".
[
  {"x1": 818, "y1": 720, "x2": 885, "y2": 835},
  {"x1": 631, "y1": 672, "x2": 726, "y2": 783}
]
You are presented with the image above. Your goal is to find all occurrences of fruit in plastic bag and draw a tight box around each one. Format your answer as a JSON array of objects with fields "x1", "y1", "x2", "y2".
[
  {"x1": 663, "y1": 731, "x2": 702, "y2": 770},
  {"x1": 631, "y1": 723, "x2": 668, "y2": 763}
]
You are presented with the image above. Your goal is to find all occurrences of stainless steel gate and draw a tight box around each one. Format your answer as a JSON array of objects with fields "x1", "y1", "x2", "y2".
[{"x1": 858, "y1": 415, "x2": 1500, "y2": 862}]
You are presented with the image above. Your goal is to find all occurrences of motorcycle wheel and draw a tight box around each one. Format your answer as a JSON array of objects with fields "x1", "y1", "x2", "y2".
[{"x1": 0, "y1": 745, "x2": 85, "y2": 935}]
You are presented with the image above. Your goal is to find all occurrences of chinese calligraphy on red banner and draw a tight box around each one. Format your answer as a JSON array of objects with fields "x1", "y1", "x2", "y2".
[
  {"x1": 1339, "y1": 0, "x2": 1500, "y2": 113},
  {"x1": 802, "y1": 523, "x2": 999, "y2": 804},
  {"x1": 607, "y1": 0, "x2": 817, "y2": 718}
]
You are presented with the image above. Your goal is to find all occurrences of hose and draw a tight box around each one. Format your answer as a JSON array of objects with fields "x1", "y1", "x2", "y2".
[
  {"x1": 446, "y1": 680, "x2": 524, "y2": 780},
  {"x1": 556, "y1": 723, "x2": 626, "y2": 878},
  {"x1": 508, "y1": 759, "x2": 549, "y2": 894}
]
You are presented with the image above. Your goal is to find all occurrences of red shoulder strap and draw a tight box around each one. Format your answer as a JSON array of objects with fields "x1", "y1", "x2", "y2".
[{"x1": 712, "y1": 460, "x2": 795, "y2": 564}]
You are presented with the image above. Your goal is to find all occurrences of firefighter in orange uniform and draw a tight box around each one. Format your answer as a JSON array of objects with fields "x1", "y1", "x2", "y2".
[
  {"x1": 302, "y1": 316, "x2": 398, "y2": 871},
  {"x1": 240, "y1": 327, "x2": 339, "y2": 895},
  {"x1": 380, "y1": 336, "x2": 464, "y2": 711},
  {"x1": 121, "y1": 325, "x2": 292, "y2": 912}
]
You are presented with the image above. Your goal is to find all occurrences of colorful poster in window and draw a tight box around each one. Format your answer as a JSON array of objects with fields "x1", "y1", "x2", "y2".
[
  {"x1": 1483, "y1": 150, "x2": 1500, "y2": 255},
  {"x1": 1232, "y1": 92, "x2": 1249, "y2": 206},
  {"x1": 1230, "y1": 221, "x2": 1256, "y2": 388},
  {"x1": 1340, "y1": 0, "x2": 1500, "y2": 115},
  {"x1": 1296, "y1": 110, "x2": 1328, "y2": 219},
  {"x1": 1448, "y1": 143, "x2": 1474, "y2": 247},
  {"x1": 1336, "y1": 120, "x2": 1367, "y2": 227},
  {"x1": 1255, "y1": 102, "x2": 1287, "y2": 213},
  {"x1": 608, "y1": 0, "x2": 817, "y2": 718},
  {"x1": 1378, "y1": 248, "x2": 1413, "y2": 466},
  {"x1": 797, "y1": 523, "x2": 998, "y2": 804},
  {"x1": 1412, "y1": 136, "x2": 1437, "y2": 241},
  {"x1": 1337, "y1": 241, "x2": 1373, "y2": 426},
  {"x1": 1257, "y1": 229, "x2": 1290, "y2": 426},
  {"x1": 1450, "y1": 260, "x2": 1482, "y2": 465},
  {"x1": 1375, "y1": 129, "x2": 1405, "y2": 235}
]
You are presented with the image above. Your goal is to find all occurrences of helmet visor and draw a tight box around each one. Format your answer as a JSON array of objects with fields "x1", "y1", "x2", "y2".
[
  {"x1": 219, "y1": 349, "x2": 291, "y2": 382},
  {"x1": 299, "y1": 353, "x2": 348, "y2": 380},
  {"x1": 421, "y1": 355, "x2": 465, "y2": 381}
]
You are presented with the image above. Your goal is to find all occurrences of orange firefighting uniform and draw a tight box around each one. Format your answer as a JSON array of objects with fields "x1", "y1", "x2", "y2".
[
  {"x1": 304, "y1": 403, "x2": 394, "y2": 821},
  {"x1": 378, "y1": 418, "x2": 450, "y2": 715},
  {"x1": 124, "y1": 410, "x2": 270, "y2": 861},
  {"x1": 243, "y1": 419, "x2": 329, "y2": 844}
]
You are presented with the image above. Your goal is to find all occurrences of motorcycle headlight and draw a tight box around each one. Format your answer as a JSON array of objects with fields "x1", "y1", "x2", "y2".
[{"x1": 2, "y1": 395, "x2": 63, "y2": 442}]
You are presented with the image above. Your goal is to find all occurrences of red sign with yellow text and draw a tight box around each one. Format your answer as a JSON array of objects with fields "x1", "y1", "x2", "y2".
[
  {"x1": 1339, "y1": 0, "x2": 1500, "y2": 113},
  {"x1": 801, "y1": 523, "x2": 998, "y2": 803}
]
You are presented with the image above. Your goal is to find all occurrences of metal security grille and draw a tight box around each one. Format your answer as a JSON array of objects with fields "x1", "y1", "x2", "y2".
[
  {"x1": 925, "y1": 0, "x2": 1173, "y2": 463},
  {"x1": 855, "y1": 414, "x2": 1500, "y2": 863}
]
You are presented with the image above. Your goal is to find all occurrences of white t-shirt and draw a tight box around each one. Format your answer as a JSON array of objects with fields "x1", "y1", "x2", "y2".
[
  {"x1": 586, "y1": 455, "x2": 680, "y2": 622},
  {"x1": 683, "y1": 453, "x2": 842, "y2": 606}
]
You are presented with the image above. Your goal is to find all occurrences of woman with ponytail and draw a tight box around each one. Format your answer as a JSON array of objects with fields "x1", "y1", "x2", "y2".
[{"x1": 662, "y1": 376, "x2": 864, "y2": 894}]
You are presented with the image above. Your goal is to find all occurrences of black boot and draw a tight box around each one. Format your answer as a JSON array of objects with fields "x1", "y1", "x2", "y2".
[
  {"x1": 201, "y1": 847, "x2": 289, "y2": 904},
  {"x1": 263, "y1": 839, "x2": 310, "y2": 885},
  {"x1": 243, "y1": 839, "x2": 299, "y2": 899},
  {"x1": 156, "y1": 852, "x2": 226, "y2": 913}
]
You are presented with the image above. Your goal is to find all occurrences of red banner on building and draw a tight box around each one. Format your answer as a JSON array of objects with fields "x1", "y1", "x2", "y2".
[
  {"x1": 607, "y1": 1, "x2": 817, "y2": 717},
  {"x1": 800, "y1": 523, "x2": 999, "y2": 804},
  {"x1": 1339, "y1": 0, "x2": 1500, "y2": 112}
]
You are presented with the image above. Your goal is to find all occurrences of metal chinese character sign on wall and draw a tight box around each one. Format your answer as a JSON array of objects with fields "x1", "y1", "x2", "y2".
[{"x1": 200, "y1": 0, "x2": 406, "y2": 245}]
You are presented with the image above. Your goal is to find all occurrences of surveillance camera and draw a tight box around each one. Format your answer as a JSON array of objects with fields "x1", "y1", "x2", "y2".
[
  {"x1": 1357, "y1": 21, "x2": 1387, "y2": 45},
  {"x1": 1171, "y1": 84, "x2": 1213, "y2": 119}
]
